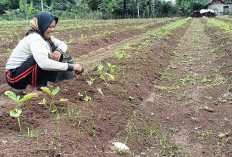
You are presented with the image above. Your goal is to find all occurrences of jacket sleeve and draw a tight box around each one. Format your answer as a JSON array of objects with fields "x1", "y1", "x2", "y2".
[
  {"x1": 51, "y1": 35, "x2": 68, "y2": 54},
  {"x1": 30, "y1": 39, "x2": 69, "y2": 71}
]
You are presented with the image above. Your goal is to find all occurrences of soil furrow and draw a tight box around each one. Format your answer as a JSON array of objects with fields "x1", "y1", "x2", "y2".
[{"x1": 137, "y1": 18, "x2": 231, "y2": 156}]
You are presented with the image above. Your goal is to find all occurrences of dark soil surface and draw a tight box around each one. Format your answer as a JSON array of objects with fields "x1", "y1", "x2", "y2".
[{"x1": 0, "y1": 18, "x2": 231, "y2": 157}]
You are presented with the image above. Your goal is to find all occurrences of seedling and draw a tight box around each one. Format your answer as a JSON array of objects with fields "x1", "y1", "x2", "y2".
[
  {"x1": 27, "y1": 127, "x2": 36, "y2": 138},
  {"x1": 115, "y1": 51, "x2": 124, "y2": 59},
  {"x1": 97, "y1": 64, "x2": 115, "y2": 81},
  {"x1": 97, "y1": 87, "x2": 104, "y2": 96},
  {"x1": 201, "y1": 76, "x2": 212, "y2": 84},
  {"x1": 4, "y1": 91, "x2": 36, "y2": 131},
  {"x1": 40, "y1": 87, "x2": 60, "y2": 112},
  {"x1": 84, "y1": 95, "x2": 92, "y2": 102},
  {"x1": 77, "y1": 91, "x2": 92, "y2": 102},
  {"x1": 86, "y1": 77, "x2": 95, "y2": 86},
  {"x1": 39, "y1": 98, "x2": 47, "y2": 107},
  {"x1": 1, "y1": 140, "x2": 8, "y2": 145},
  {"x1": 107, "y1": 63, "x2": 117, "y2": 73},
  {"x1": 124, "y1": 43, "x2": 131, "y2": 50},
  {"x1": 7, "y1": 48, "x2": 13, "y2": 53},
  {"x1": 144, "y1": 125, "x2": 156, "y2": 137}
]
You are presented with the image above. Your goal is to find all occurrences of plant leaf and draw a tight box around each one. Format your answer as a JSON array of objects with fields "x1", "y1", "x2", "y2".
[
  {"x1": 39, "y1": 98, "x2": 47, "y2": 105},
  {"x1": 59, "y1": 98, "x2": 69, "y2": 102},
  {"x1": 19, "y1": 93, "x2": 36, "y2": 103},
  {"x1": 10, "y1": 109, "x2": 22, "y2": 118},
  {"x1": 105, "y1": 73, "x2": 115, "y2": 80},
  {"x1": 86, "y1": 80, "x2": 93, "y2": 86},
  {"x1": 4, "y1": 91, "x2": 19, "y2": 102},
  {"x1": 51, "y1": 87, "x2": 60, "y2": 97},
  {"x1": 97, "y1": 64, "x2": 104, "y2": 71},
  {"x1": 41, "y1": 87, "x2": 51, "y2": 95},
  {"x1": 99, "y1": 74, "x2": 105, "y2": 80},
  {"x1": 97, "y1": 87, "x2": 104, "y2": 96},
  {"x1": 7, "y1": 48, "x2": 13, "y2": 53}
]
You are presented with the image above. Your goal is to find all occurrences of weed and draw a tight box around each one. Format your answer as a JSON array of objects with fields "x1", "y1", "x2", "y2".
[
  {"x1": 177, "y1": 91, "x2": 187, "y2": 101},
  {"x1": 179, "y1": 74, "x2": 195, "y2": 85},
  {"x1": 107, "y1": 63, "x2": 117, "y2": 73},
  {"x1": 97, "y1": 64, "x2": 115, "y2": 81},
  {"x1": 4, "y1": 91, "x2": 36, "y2": 131},
  {"x1": 115, "y1": 51, "x2": 124, "y2": 59},
  {"x1": 124, "y1": 43, "x2": 131, "y2": 50},
  {"x1": 86, "y1": 77, "x2": 95, "y2": 86},
  {"x1": 144, "y1": 125, "x2": 156, "y2": 137},
  {"x1": 124, "y1": 122, "x2": 137, "y2": 144},
  {"x1": 201, "y1": 76, "x2": 212, "y2": 84},
  {"x1": 1, "y1": 140, "x2": 8, "y2": 145},
  {"x1": 90, "y1": 120, "x2": 98, "y2": 137},
  {"x1": 158, "y1": 132, "x2": 183, "y2": 156},
  {"x1": 201, "y1": 129, "x2": 213, "y2": 140},
  {"x1": 27, "y1": 127, "x2": 37, "y2": 138},
  {"x1": 7, "y1": 48, "x2": 13, "y2": 53},
  {"x1": 96, "y1": 87, "x2": 104, "y2": 96},
  {"x1": 101, "y1": 30, "x2": 111, "y2": 35},
  {"x1": 116, "y1": 148, "x2": 128, "y2": 155},
  {"x1": 67, "y1": 107, "x2": 81, "y2": 119},
  {"x1": 53, "y1": 127, "x2": 61, "y2": 139},
  {"x1": 77, "y1": 91, "x2": 92, "y2": 102},
  {"x1": 84, "y1": 95, "x2": 92, "y2": 102}
]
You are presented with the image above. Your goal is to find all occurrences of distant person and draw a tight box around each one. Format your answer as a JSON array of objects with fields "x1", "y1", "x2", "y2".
[{"x1": 5, "y1": 11, "x2": 84, "y2": 95}]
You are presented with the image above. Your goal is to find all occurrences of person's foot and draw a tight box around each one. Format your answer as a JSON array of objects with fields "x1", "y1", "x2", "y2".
[{"x1": 23, "y1": 84, "x2": 42, "y2": 96}]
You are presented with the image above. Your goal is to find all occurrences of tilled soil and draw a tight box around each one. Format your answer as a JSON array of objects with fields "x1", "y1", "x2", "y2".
[{"x1": 0, "y1": 18, "x2": 231, "y2": 157}]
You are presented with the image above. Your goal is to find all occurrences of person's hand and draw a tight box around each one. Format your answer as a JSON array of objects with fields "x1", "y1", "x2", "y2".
[
  {"x1": 51, "y1": 50, "x2": 61, "y2": 61},
  {"x1": 73, "y1": 64, "x2": 84, "y2": 75}
]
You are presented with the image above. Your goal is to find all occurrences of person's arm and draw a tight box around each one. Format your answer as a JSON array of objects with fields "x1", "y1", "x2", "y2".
[
  {"x1": 50, "y1": 35, "x2": 68, "y2": 54},
  {"x1": 30, "y1": 38, "x2": 84, "y2": 74},
  {"x1": 30, "y1": 39, "x2": 70, "y2": 71}
]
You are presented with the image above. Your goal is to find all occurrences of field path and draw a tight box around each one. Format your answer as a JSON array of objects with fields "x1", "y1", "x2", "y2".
[{"x1": 140, "y1": 18, "x2": 231, "y2": 156}]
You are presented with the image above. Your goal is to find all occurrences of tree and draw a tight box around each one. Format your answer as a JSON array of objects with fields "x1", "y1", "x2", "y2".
[
  {"x1": 123, "y1": 0, "x2": 127, "y2": 18},
  {"x1": 149, "y1": 0, "x2": 152, "y2": 17},
  {"x1": 0, "y1": 0, "x2": 19, "y2": 13},
  {"x1": 176, "y1": 0, "x2": 208, "y2": 16}
]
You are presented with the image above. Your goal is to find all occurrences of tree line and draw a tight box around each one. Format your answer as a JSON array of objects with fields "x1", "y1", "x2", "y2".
[{"x1": 0, "y1": 0, "x2": 211, "y2": 20}]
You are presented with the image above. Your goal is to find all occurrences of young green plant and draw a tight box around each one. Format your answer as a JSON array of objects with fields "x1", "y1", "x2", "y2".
[
  {"x1": 4, "y1": 91, "x2": 36, "y2": 131},
  {"x1": 40, "y1": 87, "x2": 65, "y2": 112}
]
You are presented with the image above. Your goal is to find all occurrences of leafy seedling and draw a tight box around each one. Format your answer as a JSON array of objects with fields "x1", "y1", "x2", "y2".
[
  {"x1": 97, "y1": 64, "x2": 115, "y2": 81},
  {"x1": 7, "y1": 48, "x2": 13, "y2": 53},
  {"x1": 115, "y1": 51, "x2": 124, "y2": 59},
  {"x1": 86, "y1": 77, "x2": 95, "y2": 86},
  {"x1": 84, "y1": 95, "x2": 92, "y2": 102},
  {"x1": 40, "y1": 87, "x2": 60, "y2": 112},
  {"x1": 107, "y1": 63, "x2": 117, "y2": 73},
  {"x1": 4, "y1": 91, "x2": 36, "y2": 131},
  {"x1": 201, "y1": 76, "x2": 212, "y2": 84},
  {"x1": 97, "y1": 87, "x2": 104, "y2": 96},
  {"x1": 124, "y1": 43, "x2": 131, "y2": 50}
]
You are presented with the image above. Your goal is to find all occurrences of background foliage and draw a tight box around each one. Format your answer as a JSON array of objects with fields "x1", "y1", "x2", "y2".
[{"x1": 0, "y1": 0, "x2": 210, "y2": 20}]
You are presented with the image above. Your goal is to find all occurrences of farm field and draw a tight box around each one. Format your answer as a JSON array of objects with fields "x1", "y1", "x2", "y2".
[{"x1": 0, "y1": 17, "x2": 231, "y2": 156}]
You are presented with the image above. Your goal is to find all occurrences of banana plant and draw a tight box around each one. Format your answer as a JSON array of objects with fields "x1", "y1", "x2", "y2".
[{"x1": 4, "y1": 91, "x2": 37, "y2": 131}]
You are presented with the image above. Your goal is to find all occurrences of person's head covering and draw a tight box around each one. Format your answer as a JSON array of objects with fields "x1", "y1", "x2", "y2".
[{"x1": 28, "y1": 11, "x2": 58, "y2": 37}]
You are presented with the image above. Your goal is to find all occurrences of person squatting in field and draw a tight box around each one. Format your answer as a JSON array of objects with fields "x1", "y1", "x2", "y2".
[{"x1": 5, "y1": 11, "x2": 84, "y2": 95}]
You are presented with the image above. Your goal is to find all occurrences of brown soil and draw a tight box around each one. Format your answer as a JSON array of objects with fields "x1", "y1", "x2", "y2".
[{"x1": 0, "y1": 18, "x2": 231, "y2": 157}]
